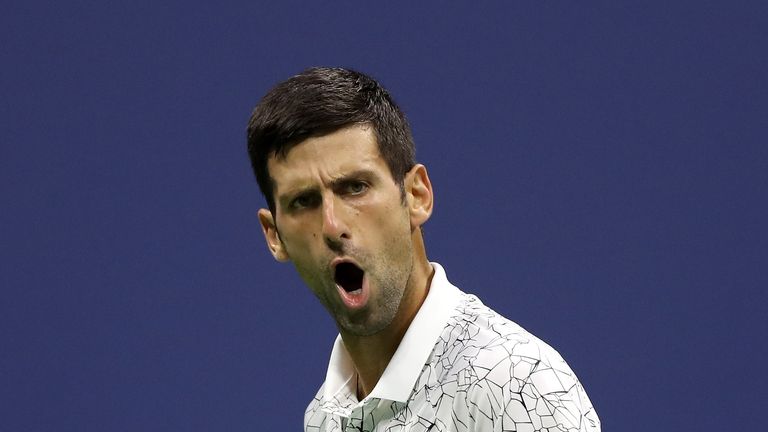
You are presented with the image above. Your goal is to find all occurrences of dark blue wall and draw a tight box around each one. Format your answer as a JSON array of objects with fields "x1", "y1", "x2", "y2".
[{"x1": 2, "y1": 1, "x2": 766, "y2": 430}]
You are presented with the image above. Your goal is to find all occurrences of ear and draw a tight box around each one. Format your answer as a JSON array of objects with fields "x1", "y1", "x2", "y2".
[
  {"x1": 258, "y1": 208, "x2": 290, "y2": 262},
  {"x1": 404, "y1": 164, "x2": 434, "y2": 228}
]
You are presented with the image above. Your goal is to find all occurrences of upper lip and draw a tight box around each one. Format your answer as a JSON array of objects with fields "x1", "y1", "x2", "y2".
[{"x1": 330, "y1": 257, "x2": 361, "y2": 279}]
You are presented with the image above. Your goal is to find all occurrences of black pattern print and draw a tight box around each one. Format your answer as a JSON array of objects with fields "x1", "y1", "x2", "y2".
[{"x1": 305, "y1": 290, "x2": 600, "y2": 432}]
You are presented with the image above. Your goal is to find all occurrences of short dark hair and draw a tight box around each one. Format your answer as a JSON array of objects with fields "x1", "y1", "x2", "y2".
[{"x1": 246, "y1": 67, "x2": 416, "y2": 214}]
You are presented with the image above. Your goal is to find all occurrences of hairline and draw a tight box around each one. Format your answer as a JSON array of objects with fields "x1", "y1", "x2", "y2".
[{"x1": 266, "y1": 122, "x2": 410, "y2": 219}]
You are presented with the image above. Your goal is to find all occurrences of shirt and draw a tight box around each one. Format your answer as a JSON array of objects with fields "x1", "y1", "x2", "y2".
[{"x1": 304, "y1": 263, "x2": 600, "y2": 431}]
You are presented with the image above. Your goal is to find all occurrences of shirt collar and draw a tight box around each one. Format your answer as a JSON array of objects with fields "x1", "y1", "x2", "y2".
[{"x1": 322, "y1": 262, "x2": 463, "y2": 404}]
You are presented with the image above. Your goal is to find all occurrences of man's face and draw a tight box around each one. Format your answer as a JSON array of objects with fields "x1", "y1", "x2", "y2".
[{"x1": 258, "y1": 124, "x2": 416, "y2": 336}]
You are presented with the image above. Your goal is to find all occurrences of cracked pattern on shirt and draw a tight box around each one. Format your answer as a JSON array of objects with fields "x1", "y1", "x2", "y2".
[{"x1": 305, "y1": 294, "x2": 600, "y2": 431}]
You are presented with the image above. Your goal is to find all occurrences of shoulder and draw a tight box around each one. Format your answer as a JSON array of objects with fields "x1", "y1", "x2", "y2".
[
  {"x1": 438, "y1": 293, "x2": 558, "y2": 372},
  {"x1": 303, "y1": 384, "x2": 327, "y2": 431},
  {"x1": 439, "y1": 294, "x2": 601, "y2": 431}
]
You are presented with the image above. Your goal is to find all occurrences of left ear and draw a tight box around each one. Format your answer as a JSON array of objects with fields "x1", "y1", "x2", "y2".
[{"x1": 404, "y1": 164, "x2": 434, "y2": 228}]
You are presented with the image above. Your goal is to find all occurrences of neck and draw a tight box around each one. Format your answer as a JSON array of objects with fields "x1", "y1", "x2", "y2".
[{"x1": 340, "y1": 235, "x2": 433, "y2": 400}]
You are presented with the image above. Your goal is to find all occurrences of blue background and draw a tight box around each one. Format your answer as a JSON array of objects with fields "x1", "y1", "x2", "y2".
[{"x1": 2, "y1": 1, "x2": 766, "y2": 430}]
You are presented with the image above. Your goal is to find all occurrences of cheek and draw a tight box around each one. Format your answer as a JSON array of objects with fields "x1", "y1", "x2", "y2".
[
  {"x1": 374, "y1": 205, "x2": 410, "y2": 237},
  {"x1": 277, "y1": 226, "x2": 316, "y2": 260}
]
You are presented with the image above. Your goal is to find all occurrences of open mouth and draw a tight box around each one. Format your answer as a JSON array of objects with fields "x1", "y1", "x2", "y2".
[{"x1": 334, "y1": 262, "x2": 364, "y2": 293}]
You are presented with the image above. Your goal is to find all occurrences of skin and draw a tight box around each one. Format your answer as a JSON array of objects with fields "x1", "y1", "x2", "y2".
[{"x1": 258, "y1": 124, "x2": 434, "y2": 399}]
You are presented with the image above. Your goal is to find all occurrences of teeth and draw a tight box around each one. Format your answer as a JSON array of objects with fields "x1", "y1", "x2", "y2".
[{"x1": 334, "y1": 262, "x2": 364, "y2": 293}]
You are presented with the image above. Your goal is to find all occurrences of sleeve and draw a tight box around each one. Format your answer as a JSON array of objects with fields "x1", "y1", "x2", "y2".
[
  {"x1": 515, "y1": 358, "x2": 601, "y2": 432},
  {"x1": 460, "y1": 353, "x2": 600, "y2": 432}
]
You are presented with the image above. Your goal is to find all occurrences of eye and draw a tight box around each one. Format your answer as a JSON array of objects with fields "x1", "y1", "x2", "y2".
[
  {"x1": 344, "y1": 181, "x2": 368, "y2": 195},
  {"x1": 289, "y1": 193, "x2": 319, "y2": 210}
]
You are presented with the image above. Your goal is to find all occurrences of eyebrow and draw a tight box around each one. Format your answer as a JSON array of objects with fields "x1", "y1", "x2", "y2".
[
  {"x1": 277, "y1": 169, "x2": 378, "y2": 204},
  {"x1": 328, "y1": 169, "x2": 377, "y2": 188}
]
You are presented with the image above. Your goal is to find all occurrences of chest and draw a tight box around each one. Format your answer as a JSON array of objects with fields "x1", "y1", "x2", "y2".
[{"x1": 308, "y1": 385, "x2": 475, "y2": 432}]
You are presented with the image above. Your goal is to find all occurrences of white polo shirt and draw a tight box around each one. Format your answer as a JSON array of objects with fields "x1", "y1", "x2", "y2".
[{"x1": 304, "y1": 263, "x2": 600, "y2": 432}]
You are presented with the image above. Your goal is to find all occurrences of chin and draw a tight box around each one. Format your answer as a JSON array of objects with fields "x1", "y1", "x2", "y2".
[{"x1": 339, "y1": 316, "x2": 392, "y2": 337}]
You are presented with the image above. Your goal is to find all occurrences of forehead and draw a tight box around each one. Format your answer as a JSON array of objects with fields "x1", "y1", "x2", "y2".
[{"x1": 267, "y1": 124, "x2": 389, "y2": 192}]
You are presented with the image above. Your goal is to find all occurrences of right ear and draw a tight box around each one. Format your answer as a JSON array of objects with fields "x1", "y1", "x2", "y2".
[{"x1": 258, "y1": 208, "x2": 289, "y2": 262}]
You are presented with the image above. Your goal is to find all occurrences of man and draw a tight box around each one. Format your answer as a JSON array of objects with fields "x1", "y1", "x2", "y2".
[{"x1": 246, "y1": 67, "x2": 600, "y2": 432}]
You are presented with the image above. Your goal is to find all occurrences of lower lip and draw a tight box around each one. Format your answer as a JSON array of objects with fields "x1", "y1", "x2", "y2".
[{"x1": 336, "y1": 274, "x2": 370, "y2": 310}]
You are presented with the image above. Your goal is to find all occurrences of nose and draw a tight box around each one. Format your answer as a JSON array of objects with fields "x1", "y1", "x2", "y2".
[{"x1": 321, "y1": 195, "x2": 349, "y2": 249}]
